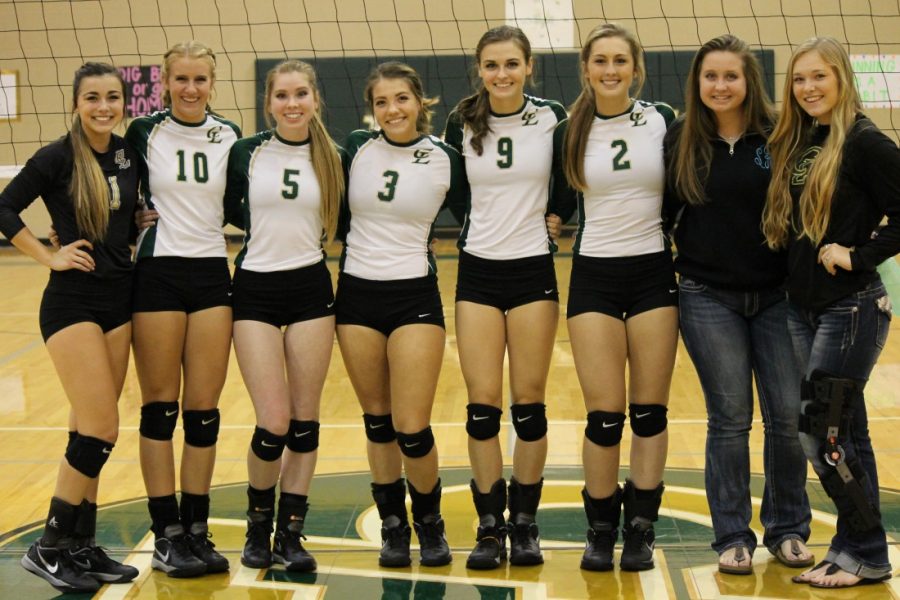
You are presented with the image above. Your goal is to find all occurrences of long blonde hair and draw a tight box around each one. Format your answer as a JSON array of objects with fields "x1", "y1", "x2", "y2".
[
  {"x1": 669, "y1": 35, "x2": 775, "y2": 206},
  {"x1": 564, "y1": 23, "x2": 646, "y2": 191},
  {"x1": 69, "y1": 62, "x2": 127, "y2": 241},
  {"x1": 263, "y1": 60, "x2": 344, "y2": 241},
  {"x1": 763, "y1": 37, "x2": 862, "y2": 249},
  {"x1": 161, "y1": 41, "x2": 217, "y2": 110}
]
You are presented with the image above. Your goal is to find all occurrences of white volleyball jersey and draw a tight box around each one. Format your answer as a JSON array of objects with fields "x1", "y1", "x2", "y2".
[
  {"x1": 126, "y1": 110, "x2": 240, "y2": 259},
  {"x1": 224, "y1": 131, "x2": 326, "y2": 272},
  {"x1": 341, "y1": 130, "x2": 467, "y2": 280},
  {"x1": 575, "y1": 101, "x2": 674, "y2": 257},
  {"x1": 444, "y1": 95, "x2": 567, "y2": 260}
]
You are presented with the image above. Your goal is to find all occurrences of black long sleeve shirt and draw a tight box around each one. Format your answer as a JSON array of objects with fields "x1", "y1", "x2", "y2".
[
  {"x1": 663, "y1": 122, "x2": 787, "y2": 290},
  {"x1": 787, "y1": 116, "x2": 900, "y2": 312},
  {"x1": 0, "y1": 134, "x2": 139, "y2": 279}
]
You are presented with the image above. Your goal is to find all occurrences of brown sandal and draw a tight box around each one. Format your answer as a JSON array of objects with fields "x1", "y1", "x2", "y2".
[
  {"x1": 718, "y1": 545, "x2": 753, "y2": 575},
  {"x1": 775, "y1": 538, "x2": 815, "y2": 568}
]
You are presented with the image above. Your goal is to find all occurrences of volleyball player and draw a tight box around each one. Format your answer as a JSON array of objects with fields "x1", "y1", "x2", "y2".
[
  {"x1": 1, "y1": 62, "x2": 139, "y2": 593},
  {"x1": 126, "y1": 41, "x2": 240, "y2": 578},
  {"x1": 337, "y1": 61, "x2": 466, "y2": 568},
  {"x1": 557, "y1": 23, "x2": 677, "y2": 572},
  {"x1": 225, "y1": 60, "x2": 343, "y2": 572}
]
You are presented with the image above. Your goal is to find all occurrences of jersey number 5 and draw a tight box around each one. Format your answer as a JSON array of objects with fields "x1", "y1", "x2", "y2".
[
  {"x1": 176, "y1": 150, "x2": 210, "y2": 183},
  {"x1": 378, "y1": 170, "x2": 399, "y2": 202},
  {"x1": 282, "y1": 169, "x2": 300, "y2": 200}
]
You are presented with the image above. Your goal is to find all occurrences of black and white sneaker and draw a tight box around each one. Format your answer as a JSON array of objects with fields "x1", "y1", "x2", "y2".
[
  {"x1": 186, "y1": 522, "x2": 230, "y2": 573},
  {"x1": 379, "y1": 515, "x2": 412, "y2": 568},
  {"x1": 241, "y1": 514, "x2": 273, "y2": 569},
  {"x1": 508, "y1": 521, "x2": 543, "y2": 566},
  {"x1": 21, "y1": 540, "x2": 100, "y2": 594},
  {"x1": 273, "y1": 523, "x2": 317, "y2": 572},
  {"x1": 414, "y1": 516, "x2": 451, "y2": 567},
  {"x1": 620, "y1": 519, "x2": 656, "y2": 571},
  {"x1": 69, "y1": 544, "x2": 139, "y2": 582},
  {"x1": 152, "y1": 524, "x2": 207, "y2": 578}
]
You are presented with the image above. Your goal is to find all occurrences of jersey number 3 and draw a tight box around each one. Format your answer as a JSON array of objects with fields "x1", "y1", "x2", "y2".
[{"x1": 378, "y1": 170, "x2": 399, "y2": 202}]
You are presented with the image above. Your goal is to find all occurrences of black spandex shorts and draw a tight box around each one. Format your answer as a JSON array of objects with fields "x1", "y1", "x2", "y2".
[
  {"x1": 335, "y1": 272, "x2": 444, "y2": 336},
  {"x1": 232, "y1": 261, "x2": 334, "y2": 327},
  {"x1": 132, "y1": 256, "x2": 231, "y2": 313},
  {"x1": 455, "y1": 250, "x2": 558, "y2": 311},
  {"x1": 39, "y1": 271, "x2": 133, "y2": 341}
]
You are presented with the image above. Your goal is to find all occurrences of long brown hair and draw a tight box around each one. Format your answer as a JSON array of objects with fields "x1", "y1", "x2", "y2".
[
  {"x1": 452, "y1": 25, "x2": 534, "y2": 155},
  {"x1": 363, "y1": 61, "x2": 438, "y2": 134},
  {"x1": 69, "y1": 62, "x2": 127, "y2": 241},
  {"x1": 264, "y1": 60, "x2": 344, "y2": 240},
  {"x1": 563, "y1": 23, "x2": 645, "y2": 191},
  {"x1": 669, "y1": 35, "x2": 775, "y2": 206},
  {"x1": 763, "y1": 37, "x2": 862, "y2": 249},
  {"x1": 161, "y1": 41, "x2": 216, "y2": 110}
]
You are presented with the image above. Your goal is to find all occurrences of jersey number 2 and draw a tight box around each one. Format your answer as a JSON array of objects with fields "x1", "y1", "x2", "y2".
[
  {"x1": 176, "y1": 150, "x2": 209, "y2": 183},
  {"x1": 611, "y1": 140, "x2": 631, "y2": 171}
]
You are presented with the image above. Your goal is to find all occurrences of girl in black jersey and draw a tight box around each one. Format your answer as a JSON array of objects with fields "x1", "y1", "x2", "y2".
[
  {"x1": 764, "y1": 37, "x2": 899, "y2": 590},
  {"x1": 664, "y1": 35, "x2": 812, "y2": 575},
  {"x1": 0, "y1": 62, "x2": 139, "y2": 593}
]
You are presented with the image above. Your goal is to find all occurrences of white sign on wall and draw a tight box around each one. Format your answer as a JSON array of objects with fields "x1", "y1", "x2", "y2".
[
  {"x1": 507, "y1": 0, "x2": 575, "y2": 49},
  {"x1": 851, "y1": 55, "x2": 900, "y2": 108},
  {"x1": 0, "y1": 70, "x2": 18, "y2": 121}
]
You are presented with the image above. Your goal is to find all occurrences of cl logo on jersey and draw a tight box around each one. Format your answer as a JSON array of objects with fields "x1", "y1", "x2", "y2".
[
  {"x1": 412, "y1": 148, "x2": 432, "y2": 164},
  {"x1": 630, "y1": 111, "x2": 647, "y2": 127},
  {"x1": 521, "y1": 110, "x2": 538, "y2": 126},
  {"x1": 754, "y1": 145, "x2": 771, "y2": 170},
  {"x1": 207, "y1": 125, "x2": 223, "y2": 144},
  {"x1": 114, "y1": 149, "x2": 131, "y2": 170}
]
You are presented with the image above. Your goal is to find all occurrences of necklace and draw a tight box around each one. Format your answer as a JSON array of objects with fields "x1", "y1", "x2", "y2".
[{"x1": 719, "y1": 131, "x2": 743, "y2": 156}]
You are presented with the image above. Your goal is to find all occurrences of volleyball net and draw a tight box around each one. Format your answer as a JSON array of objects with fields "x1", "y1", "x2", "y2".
[{"x1": 1, "y1": 0, "x2": 899, "y2": 174}]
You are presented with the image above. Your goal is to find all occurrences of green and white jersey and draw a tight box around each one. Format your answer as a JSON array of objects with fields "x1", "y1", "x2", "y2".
[
  {"x1": 575, "y1": 101, "x2": 674, "y2": 257},
  {"x1": 126, "y1": 109, "x2": 240, "y2": 259},
  {"x1": 445, "y1": 95, "x2": 567, "y2": 260},
  {"x1": 224, "y1": 130, "x2": 325, "y2": 272},
  {"x1": 341, "y1": 130, "x2": 467, "y2": 280}
]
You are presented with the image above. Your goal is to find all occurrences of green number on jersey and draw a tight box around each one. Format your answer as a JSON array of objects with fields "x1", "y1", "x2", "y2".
[
  {"x1": 378, "y1": 170, "x2": 399, "y2": 201},
  {"x1": 497, "y1": 137, "x2": 513, "y2": 169},
  {"x1": 282, "y1": 169, "x2": 300, "y2": 200},
  {"x1": 176, "y1": 150, "x2": 210, "y2": 183},
  {"x1": 611, "y1": 139, "x2": 631, "y2": 171}
]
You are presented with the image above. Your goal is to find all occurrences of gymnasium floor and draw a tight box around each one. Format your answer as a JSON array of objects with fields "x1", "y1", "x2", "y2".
[{"x1": 0, "y1": 241, "x2": 898, "y2": 599}]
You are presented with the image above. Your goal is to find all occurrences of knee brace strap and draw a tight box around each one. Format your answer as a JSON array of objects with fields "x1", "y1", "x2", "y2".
[
  {"x1": 65, "y1": 434, "x2": 114, "y2": 478},
  {"x1": 466, "y1": 403, "x2": 502, "y2": 441},
  {"x1": 629, "y1": 404, "x2": 668, "y2": 437},
  {"x1": 510, "y1": 403, "x2": 547, "y2": 442},
  {"x1": 396, "y1": 427, "x2": 435, "y2": 458},
  {"x1": 183, "y1": 408, "x2": 220, "y2": 447},
  {"x1": 820, "y1": 457, "x2": 881, "y2": 533},
  {"x1": 799, "y1": 371, "x2": 858, "y2": 440},
  {"x1": 250, "y1": 426, "x2": 287, "y2": 461},
  {"x1": 286, "y1": 420, "x2": 320, "y2": 453},
  {"x1": 140, "y1": 401, "x2": 179, "y2": 441},
  {"x1": 363, "y1": 413, "x2": 396, "y2": 443},
  {"x1": 585, "y1": 411, "x2": 626, "y2": 447}
]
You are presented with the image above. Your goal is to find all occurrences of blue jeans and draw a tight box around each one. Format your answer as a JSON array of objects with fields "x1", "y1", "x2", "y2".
[
  {"x1": 679, "y1": 278, "x2": 811, "y2": 555},
  {"x1": 787, "y1": 279, "x2": 892, "y2": 579}
]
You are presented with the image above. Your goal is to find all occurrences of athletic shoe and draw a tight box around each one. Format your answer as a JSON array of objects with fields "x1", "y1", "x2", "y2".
[
  {"x1": 465, "y1": 524, "x2": 507, "y2": 570},
  {"x1": 69, "y1": 544, "x2": 139, "y2": 582},
  {"x1": 186, "y1": 522, "x2": 230, "y2": 573},
  {"x1": 379, "y1": 515, "x2": 412, "y2": 568},
  {"x1": 620, "y1": 519, "x2": 656, "y2": 571},
  {"x1": 151, "y1": 524, "x2": 207, "y2": 578},
  {"x1": 21, "y1": 540, "x2": 100, "y2": 593},
  {"x1": 580, "y1": 525, "x2": 617, "y2": 571},
  {"x1": 414, "y1": 516, "x2": 451, "y2": 566},
  {"x1": 273, "y1": 522, "x2": 317, "y2": 572},
  {"x1": 508, "y1": 520, "x2": 543, "y2": 566},
  {"x1": 241, "y1": 513, "x2": 273, "y2": 569}
]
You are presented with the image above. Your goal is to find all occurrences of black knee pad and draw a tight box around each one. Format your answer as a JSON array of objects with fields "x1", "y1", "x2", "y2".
[
  {"x1": 250, "y1": 426, "x2": 287, "y2": 461},
  {"x1": 466, "y1": 403, "x2": 502, "y2": 440},
  {"x1": 363, "y1": 413, "x2": 396, "y2": 443},
  {"x1": 629, "y1": 404, "x2": 668, "y2": 437},
  {"x1": 183, "y1": 408, "x2": 220, "y2": 447},
  {"x1": 286, "y1": 419, "x2": 320, "y2": 453},
  {"x1": 396, "y1": 427, "x2": 435, "y2": 458},
  {"x1": 65, "y1": 434, "x2": 114, "y2": 478},
  {"x1": 510, "y1": 403, "x2": 547, "y2": 442},
  {"x1": 585, "y1": 410, "x2": 626, "y2": 447},
  {"x1": 140, "y1": 401, "x2": 179, "y2": 441}
]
